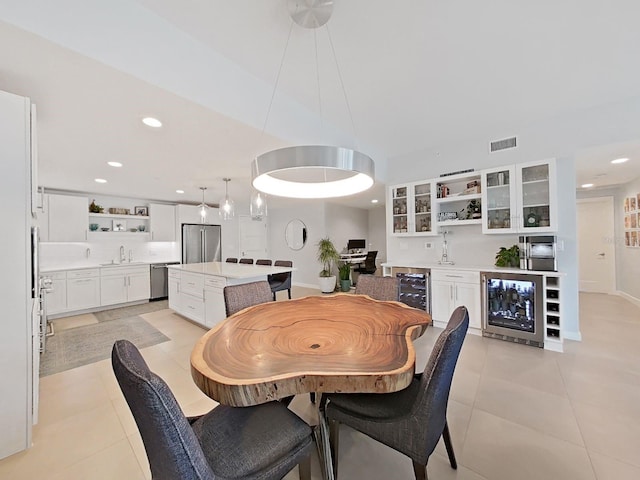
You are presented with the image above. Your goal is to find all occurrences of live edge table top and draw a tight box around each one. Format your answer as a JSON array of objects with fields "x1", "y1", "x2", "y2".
[{"x1": 190, "y1": 294, "x2": 431, "y2": 407}]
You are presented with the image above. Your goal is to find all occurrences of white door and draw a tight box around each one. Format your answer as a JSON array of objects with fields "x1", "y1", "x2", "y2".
[
  {"x1": 238, "y1": 215, "x2": 268, "y2": 260},
  {"x1": 577, "y1": 197, "x2": 616, "y2": 293}
]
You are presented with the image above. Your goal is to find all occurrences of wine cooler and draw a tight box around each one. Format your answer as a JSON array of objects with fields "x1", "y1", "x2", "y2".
[{"x1": 391, "y1": 267, "x2": 430, "y2": 313}]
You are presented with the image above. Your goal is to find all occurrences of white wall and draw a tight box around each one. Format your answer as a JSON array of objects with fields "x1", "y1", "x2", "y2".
[
  {"x1": 368, "y1": 206, "x2": 387, "y2": 266},
  {"x1": 325, "y1": 203, "x2": 369, "y2": 255},
  {"x1": 614, "y1": 178, "x2": 640, "y2": 303}
]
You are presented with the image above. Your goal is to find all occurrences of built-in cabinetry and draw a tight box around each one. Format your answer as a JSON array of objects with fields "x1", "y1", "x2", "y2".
[
  {"x1": 204, "y1": 276, "x2": 227, "y2": 328},
  {"x1": 88, "y1": 212, "x2": 150, "y2": 239},
  {"x1": 174, "y1": 271, "x2": 226, "y2": 328},
  {"x1": 66, "y1": 268, "x2": 100, "y2": 311},
  {"x1": 544, "y1": 275, "x2": 562, "y2": 351},
  {"x1": 168, "y1": 268, "x2": 181, "y2": 312},
  {"x1": 430, "y1": 269, "x2": 481, "y2": 331},
  {"x1": 149, "y1": 203, "x2": 176, "y2": 242},
  {"x1": 44, "y1": 270, "x2": 67, "y2": 315},
  {"x1": 389, "y1": 158, "x2": 557, "y2": 236},
  {"x1": 44, "y1": 194, "x2": 88, "y2": 242},
  {"x1": 100, "y1": 265, "x2": 150, "y2": 306},
  {"x1": 481, "y1": 159, "x2": 557, "y2": 234},
  {"x1": 389, "y1": 181, "x2": 436, "y2": 235}
]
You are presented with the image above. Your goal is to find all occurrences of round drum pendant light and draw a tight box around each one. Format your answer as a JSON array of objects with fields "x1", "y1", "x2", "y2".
[{"x1": 252, "y1": 145, "x2": 374, "y2": 199}]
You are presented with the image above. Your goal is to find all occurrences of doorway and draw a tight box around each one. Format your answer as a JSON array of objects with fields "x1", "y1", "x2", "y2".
[{"x1": 576, "y1": 197, "x2": 616, "y2": 293}]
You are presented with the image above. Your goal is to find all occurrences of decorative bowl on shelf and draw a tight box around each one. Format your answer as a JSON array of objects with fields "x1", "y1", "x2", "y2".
[
  {"x1": 129, "y1": 228, "x2": 138, "y2": 232},
  {"x1": 138, "y1": 225, "x2": 146, "y2": 232},
  {"x1": 101, "y1": 227, "x2": 110, "y2": 231},
  {"x1": 89, "y1": 223, "x2": 99, "y2": 231}
]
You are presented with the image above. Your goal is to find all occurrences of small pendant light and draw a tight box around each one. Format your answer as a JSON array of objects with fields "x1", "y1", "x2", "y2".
[
  {"x1": 219, "y1": 178, "x2": 235, "y2": 221},
  {"x1": 250, "y1": 190, "x2": 267, "y2": 220},
  {"x1": 198, "y1": 187, "x2": 209, "y2": 222}
]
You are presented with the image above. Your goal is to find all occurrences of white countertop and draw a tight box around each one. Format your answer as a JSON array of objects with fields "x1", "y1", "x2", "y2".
[
  {"x1": 40, "y1": 259, "x2": 179, "y2": 273},
  {"x1": 168, "y1": 262, "x2": 294, "y2": 279},
  {"x1": 381, "y1": 261, "x2": 563, "y2": 276}
]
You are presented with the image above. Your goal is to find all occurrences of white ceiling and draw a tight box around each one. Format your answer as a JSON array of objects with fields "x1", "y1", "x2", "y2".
[{"x1": 1, "y1": 0, "x2": 639, "y2": 208}]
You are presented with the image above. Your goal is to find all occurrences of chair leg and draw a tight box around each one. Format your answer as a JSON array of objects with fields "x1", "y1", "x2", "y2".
[
  {"x1": 309, "y1": 392, "x2": 316, "y2": 403},
  {"x1": 287, "y1": 288, "x2": 291, "y2": 299},
  {"x1": 273, "y1": 292, "x2": 277, "y2": 301},
  {"x1": 298, "y1": 453, "x2": 311, "y2": 480},
  {"x1": 442, "y1": 421, "x2": 457, "y2": 469},
  {"x1": 329, "y1": 419, "x2": 340, "y2": 479},
  {"x1": 412, "y1": 460, "x2": 428, "y2": 480}
]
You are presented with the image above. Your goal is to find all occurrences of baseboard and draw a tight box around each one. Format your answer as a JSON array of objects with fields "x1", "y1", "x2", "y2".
[
  {"x1": 617, "y1": 290, "x2": 640, "y2": 309},
  {"x1": 293, "y1": 281, "x2": 320, "y2": 289},
  {"x1": 48, "y1": 299, "x2": 149, "y2": 320}
]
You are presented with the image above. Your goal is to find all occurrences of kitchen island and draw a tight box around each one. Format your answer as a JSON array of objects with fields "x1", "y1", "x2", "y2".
[{"x1": 167, "y1": 262, "x2": 295, "y2": 329}]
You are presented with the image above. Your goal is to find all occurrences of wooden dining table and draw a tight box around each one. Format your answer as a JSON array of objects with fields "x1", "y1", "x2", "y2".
[{"x1": 190, "y1": 294, "x2": 431, "y2": 479}]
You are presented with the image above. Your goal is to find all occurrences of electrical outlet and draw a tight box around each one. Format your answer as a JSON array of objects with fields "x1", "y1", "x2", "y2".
[{"x1": 424, "y1": 242, "x2": 433, "y2": 249}]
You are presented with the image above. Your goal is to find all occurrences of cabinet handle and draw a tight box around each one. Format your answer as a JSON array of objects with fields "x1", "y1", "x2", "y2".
[
  {"x1": 445, "y1": 274, "x2": 463, "y2": 278},
  {"x1": 454, "y1": 285, "x2": 458, "y2": 302},
  {"x1": 74, "y1": 279, "x2": 93, "y2": 284},
  {"x1": 450, "y1": 285, "x2": 453, "y2": 300},
  {"x1": 124, "y1": 277, "x2": 127, "y2": 287}
]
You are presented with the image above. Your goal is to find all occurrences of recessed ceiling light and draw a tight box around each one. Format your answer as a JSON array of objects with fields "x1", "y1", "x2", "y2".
[
  {"x1": 142, "y1": 117, "x2": 162, "y2": 128},
  {"x1": 176, "y1": 189, "x2": 184, "y2": 194},
  {"x1": 94, "y1": 178, "x2": 107, "y2": 184},
  {"x1": 107, "y1": 161, "x2": 122, "y2": 167},
  {"x1": 611, "y1": 157, "x2": 629, "y2": 164},
  {"x1": 371, "y1": 199, "x2": 379, "y2": 203},
  {"x1": 581, "y1": 183, "x2": 594, "y2": 188}
]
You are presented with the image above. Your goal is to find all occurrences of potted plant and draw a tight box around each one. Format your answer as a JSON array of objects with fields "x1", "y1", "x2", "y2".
[
  {"x1": 338, "y1": 262, "x2": 352, "y2": 292},
  {"x1": 495, "y1": 245, "x2": 520, "y2": 268},
  {"x1": 317, "y1": 237, "x2": 340, "y2": 293}
]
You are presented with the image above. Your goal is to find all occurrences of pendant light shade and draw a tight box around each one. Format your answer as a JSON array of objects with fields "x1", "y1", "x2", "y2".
[
  {"x1": 219, "y1": 178, "x2": 235, "y2": 221},
  {"x1": 251, "y1": 0, "x2": 375, "y2": 199},
  {"x1": 197, "y1": 187, "x2": 209, "y2": 222},
  {"x1": 250, "y1": 190, "x2": 267, "y2": 220}
]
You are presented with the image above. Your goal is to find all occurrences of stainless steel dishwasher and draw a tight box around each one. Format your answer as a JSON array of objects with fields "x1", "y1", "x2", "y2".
[{"x1": 150, "y1": 262, "x2": 180, "y2": 300}]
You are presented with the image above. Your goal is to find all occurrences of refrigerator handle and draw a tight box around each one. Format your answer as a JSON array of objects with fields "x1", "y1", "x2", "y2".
[{"x1": 201, "y1": 228, "x2": 206, "y2": 263}]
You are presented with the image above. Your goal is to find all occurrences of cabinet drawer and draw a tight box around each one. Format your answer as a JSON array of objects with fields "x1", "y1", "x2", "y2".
[
  {"x1": 67, "y1": 268, "x2": 99, "y2": 279},
  {"x1": 180, "y1": 292, "x2": 205, "y2": 323},
  {"x1": 101, "y1": 265, "x2": 149, "y2": 277},
  {"x1": 43, "y1": 270, "x2": 66, "y2": 280},
  {"x1": 181, "y1": 272, "x2": 204, "y2": 298},
  {"x1": 204, "y1": 276, "x2": 226, "y2": 289},
  {"x1": 431, "y1": 269, "x2": 479, "y2": 284},
  {"x1": 168, "y1": 268, "x2": 181, "y2": 279}
]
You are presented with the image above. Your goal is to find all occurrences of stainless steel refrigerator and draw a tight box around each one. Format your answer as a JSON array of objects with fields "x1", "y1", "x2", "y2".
[{"x1": 182, "y1": 223, "x2": 222, "y2": 264}]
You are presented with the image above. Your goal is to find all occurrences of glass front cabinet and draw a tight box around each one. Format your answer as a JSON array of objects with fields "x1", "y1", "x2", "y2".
[
  {"x1": 482, "y1": 159, "x2": 557, "y2": 234},
  {"x1": 389, "y1": 181, "x2": 436, "y2": 236}
]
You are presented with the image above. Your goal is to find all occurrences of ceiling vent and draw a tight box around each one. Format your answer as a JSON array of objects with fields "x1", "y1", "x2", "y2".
[{"x1": 490, "y1": 136, "x2": 517, "y2": 153}]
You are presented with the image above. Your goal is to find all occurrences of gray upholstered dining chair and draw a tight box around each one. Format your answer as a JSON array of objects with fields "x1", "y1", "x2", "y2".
[
  {"x1": 225, "y1": 257, "x2": 238, "y2": 263},
  {"x1": 268, "y1": 260, "x2": 293, "y2": 300},
  {"x1": 112, "y1": 339, "x2": 313, "y2": 480},
  {"x1": 239, "y1": 258, "x2": 254, "y2": 264},
  {"x1": 256, "y1": 259, "x2": 273, "y2": 266},
  {"x1": 223, "y1": 280, "x2": 273, "y2": 317},
  {"x1": 324, "y1": 306, "x2": 469, "y2": 480},
  {"x1": 354, "y1": 274, "x2": 400, "y2": 301}
]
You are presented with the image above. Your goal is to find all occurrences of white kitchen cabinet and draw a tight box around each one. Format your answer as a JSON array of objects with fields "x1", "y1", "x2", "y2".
[
  {"x1": 431, "y1": 269, "x2": 481, "y2": 330},
  {"x1": 204, "y1": 276, "x2": 226, "y2": 328},
  {"x1": 388, "y1": 181, "x2": 436, "y2": 236},
  {"x1": 482, "y1": 159, "x2": 557, "y2": 234},
  {"x1": 43, "y1": 271, "x2": 67, "y2": 315},
  {"x1": 100, "y1": 265, "x2": 150, "y2": 306},
  {"x1": 435, "y1": 172, "x2": 482, "y2": 228},
  {"x1": 168, "y1": 269, "x2": 181, "y2": 312},
  {"x1": 149, "y1": 203, "x2": 176, "y2": 242},
  {"x1": 180, "y1": 292, "x2": 205, "y2": 325},
  {"x1": 46, "y1": 193, "x2": 88, "y2": 242},
  {"x1": 66, "y1": 269, "x2": 100, "y2": 311}
]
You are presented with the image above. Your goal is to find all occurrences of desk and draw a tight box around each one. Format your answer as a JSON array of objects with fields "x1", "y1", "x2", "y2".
[
  {"x1": 191, "y1": 294, "x2": 431, "y2": 479},
  {"x1": 339, "y1": 252, "x2": 367, "y2": 264}
]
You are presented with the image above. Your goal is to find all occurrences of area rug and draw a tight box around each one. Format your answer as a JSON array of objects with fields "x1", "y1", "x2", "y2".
[
  {"x1": 40, "y1": 315, "x2": 169, "y2": 376},
  {"x1": 94, "y1": 299, "x2": 168, "y2": 322}
]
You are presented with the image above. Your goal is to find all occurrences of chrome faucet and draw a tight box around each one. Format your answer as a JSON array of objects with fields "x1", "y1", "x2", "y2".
[
  {"x1": 120, "y1": 245, "x2": 126, "y2": 263},
  {"x1": 439, "y1": 230, "x2": 454, "y2": 265}
]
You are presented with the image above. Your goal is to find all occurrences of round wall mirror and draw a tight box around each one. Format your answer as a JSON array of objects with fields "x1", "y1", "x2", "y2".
[{"x1": 285, "y1": 219, "x2": 307, "y2": 251}]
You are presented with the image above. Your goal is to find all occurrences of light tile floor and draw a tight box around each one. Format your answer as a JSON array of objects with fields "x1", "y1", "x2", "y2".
[{"x1": 1, "y1": 290, "x2": 638, "y2": 479}]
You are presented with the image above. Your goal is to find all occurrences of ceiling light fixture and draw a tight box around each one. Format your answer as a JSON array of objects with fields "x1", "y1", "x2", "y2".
[
  {"x1": 107, "y1": 161, "x2": 122, "y2": 167},
  {"x1": 219, "y1": 178, "x2": 235, "y2": 221},
  {"x1": 371, "y1": 199, "x2": 379, "y2": 204},
  {"x1": 142, "y1": 117, "x2": 162, "y2": 128},
  {"x1": 611, "y1": 157, "x2": 629, "y2": 164},
  {"x1": 94, "y1": 178, "x2": 107, "y2": 183},
  {"x1": 176, "y1": 189, "x2": 185, "y2": 194},
  {"x1": 250, "y1": 190, "x2": 267, "y2": 220},
  {"x1": 581, "y1": 183, "x2": 594, "y2": 188},
  {"x1": 251, "y1": 0, "x2": 374, "y2": 199},
  {"x1": 197, "y1": 187, "x2": 209, "y2": 221}
]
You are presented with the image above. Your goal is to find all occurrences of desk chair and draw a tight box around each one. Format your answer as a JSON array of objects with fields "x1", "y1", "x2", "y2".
[
  {"x1": 354, "y1": 250, "x2": 378, "y2": 275},
  {"x1": 325, "y1": 306, "x2": 469, "y2": 480},
  {"x1": 112, "y1": 340, "x2": 312, "y2": 480}
]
